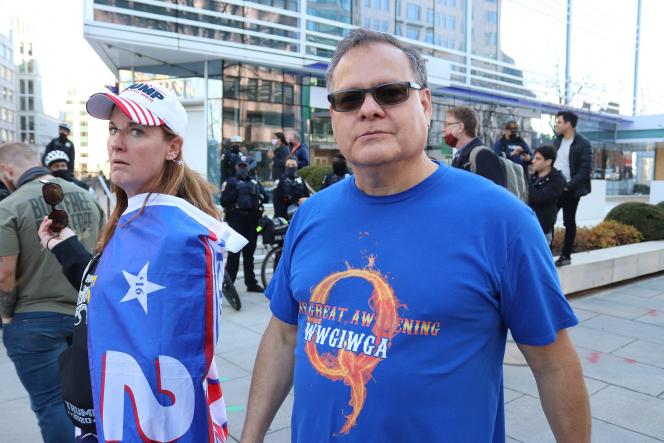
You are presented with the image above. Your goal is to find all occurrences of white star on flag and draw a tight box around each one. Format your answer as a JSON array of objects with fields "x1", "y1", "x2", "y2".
[{"x1": 120, "y1": 262, "x2": 166, "y2": 314}]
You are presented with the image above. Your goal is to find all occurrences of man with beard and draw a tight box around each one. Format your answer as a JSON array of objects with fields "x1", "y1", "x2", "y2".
[
  {"x1": 321, "y1": 152, "x2": 351, "y2": 189},
  {"x1": 44, "y1": 150, "x2": 89, "y2": 190},
  {"x1": 43, "y1": 123, "x2": 75, "y2": 174}
]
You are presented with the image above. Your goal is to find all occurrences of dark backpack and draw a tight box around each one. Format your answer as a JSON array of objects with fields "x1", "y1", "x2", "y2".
[{"x1": 469, "y1": 146, "x2": 528, "y2": 202}]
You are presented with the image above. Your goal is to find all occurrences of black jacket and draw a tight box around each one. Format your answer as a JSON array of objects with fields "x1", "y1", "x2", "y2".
[
  {"x1": 452, "y1": 137, "x2": 506, "y2": 188},
  {"x1": 271, "y1": 144, "x2": 289, "y2": 180},
  {"x1": 553, "y1": 133, "x2": 592, "y2": 197},
  {"x1": 43, "y1": 137, "x2": 76, "y2": 173},
  {"x1": 528, "y1": 168, "x2": 566, "y2": 234},
  {"x1": 51, "y1": 237, "x2": 97, "y2": 434}
]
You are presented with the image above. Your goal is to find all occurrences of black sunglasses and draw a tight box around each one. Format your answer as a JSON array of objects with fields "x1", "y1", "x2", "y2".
[
  {"x1": 327, "y1": 81, "x2": 423, "y2": 112},
  {"x1": 40, "y1": 180, "x2": 68, "y2": 233}
]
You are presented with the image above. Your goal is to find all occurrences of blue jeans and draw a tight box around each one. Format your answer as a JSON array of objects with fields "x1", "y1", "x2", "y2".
[{"x1": 2, "y1": 312, "x2": 75, "y2": 443}]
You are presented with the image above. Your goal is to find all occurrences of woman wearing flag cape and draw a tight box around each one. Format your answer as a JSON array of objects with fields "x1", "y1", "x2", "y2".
[{"x1": 38, "y1": 82, "x2": 246, "y2": 442}]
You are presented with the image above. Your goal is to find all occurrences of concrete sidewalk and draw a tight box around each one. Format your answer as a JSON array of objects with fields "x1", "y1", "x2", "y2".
[{"x1": 2, "y1": 273, "x2": 664, "y2": 442}]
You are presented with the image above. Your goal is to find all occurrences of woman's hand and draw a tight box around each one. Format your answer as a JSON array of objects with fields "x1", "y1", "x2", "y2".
[{"x1": 38, "y1": 216, "x2": 76, "y2": 251}]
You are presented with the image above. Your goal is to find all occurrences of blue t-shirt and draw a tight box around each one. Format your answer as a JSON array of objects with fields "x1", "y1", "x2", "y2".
[{"x1": 267, "y1": 165, "x2": 577, "y2": 443}]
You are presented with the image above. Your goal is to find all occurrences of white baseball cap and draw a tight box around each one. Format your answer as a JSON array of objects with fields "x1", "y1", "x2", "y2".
[
  {"x1": 230, "y1": 135, "x2": 243, "y2": 143},
  {"x1": 86, "y1": 83, "x2": 188, "y2": 137}
]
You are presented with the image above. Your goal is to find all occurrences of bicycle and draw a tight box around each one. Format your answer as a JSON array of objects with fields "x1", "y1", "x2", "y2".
[
  {"x1": 257, "y1": 216, "x2": 289, "y2": 289},
  {"x1": 222, "y1": 271, "x2": 242, "y2": 311}
]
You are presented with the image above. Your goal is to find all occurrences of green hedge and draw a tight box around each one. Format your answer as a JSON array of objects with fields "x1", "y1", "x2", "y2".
[
  {"x1": 657, "y1": 201, "x2": 664, "y2": 211},
  {"x1": 298, "y1": 165, "x2": 331, "y2": 192},
  {"x1": 604, "y1": 202, "x2": 664, "y2": 241}
]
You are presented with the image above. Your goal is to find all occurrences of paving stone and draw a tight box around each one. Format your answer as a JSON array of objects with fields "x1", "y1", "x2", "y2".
[
  {"x1": 505, "y1": 395, "x2": 555, "y2": 442},
  {"x1": 506, "y1": 437, "x2": 523, "y2": 443},
  {"x1": 0, "y1": 360, "x2": 30, "y2": 403},
  {"x1": 504, "y1": 387, "x2": 524, "y2": 404},
  {"x1": 569, "y1": 297, "x2": 650, "y2": 319},
  {"x1": 218, "y1": 320, "x2": 263, "y2": 353},
  {"x1": 591, "y1": 385, "x2": 664, "y2": 440},
  {"x1": 634, "y1": 309, "x2": 664, "y2": 328},
  {"x1": 596, "y1": 292, "x2": 664, "y2": 311},
  {"x1": 582, "y1": 314, "x2": 664, "y2": 345},
  {"x1": 591, "y1": 418, "x2": 662, "y2": 442},
  {"x1": 0, "y1": 396, "x2": 40, "y2": 442},
  {"x1": 223, "y1": 347, "x2": 261, "y2": 373},
  {"x1": 568, "y1": 324, "x2": 636, "y2": 353},
  {"x1": 577, "y1": 347, "x2": 664, "y2": 396},
  {"x1": 223, "y1": 375, "x2": 293, "y2": 442},
  {"x1": 504, "y1": 361, "x2": 607, "y2": 398},
  {"x1": 613, "y1": 284, "x2": 664, "y2": 299},
  {"x1": 571, "y1": 307, "x2": 600, "y2": 322},
  {"x1": 611, "y1": 339, "x2": 664, "y2": 369},
  {"x1": 214, "y1": 355, "x2": 251, "y2": 381},
  {"x1": 265, "y1": 427, "x2": 292, "y2": 443}
]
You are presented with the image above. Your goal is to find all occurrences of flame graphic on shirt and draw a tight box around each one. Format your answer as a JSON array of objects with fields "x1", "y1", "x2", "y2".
[{"x1": 304, "y1": 263, "x2": 400, "y2": 435}]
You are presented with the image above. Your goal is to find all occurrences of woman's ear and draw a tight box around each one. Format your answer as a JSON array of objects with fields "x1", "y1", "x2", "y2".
[{"x1": 166, "y1": 136, "x2": 183, "y2": 161}]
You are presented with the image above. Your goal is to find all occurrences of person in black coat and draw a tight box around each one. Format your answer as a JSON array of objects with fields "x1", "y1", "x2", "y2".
[
  {"x1": 553, "y1": 111, "x2": 592, "y2": 266},
  {"x1": 528, "y1": 145, "x2": 566, "y2": 246},
  {"x1": 269, "y1": 131, "x2": 290, "y2": 180},
  {"x1": 43, "y1": 123, "x2": 75, "y2": 174}
]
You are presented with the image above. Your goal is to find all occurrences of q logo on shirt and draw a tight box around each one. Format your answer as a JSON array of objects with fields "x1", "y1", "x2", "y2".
[{"x1": 305, "y1": 265, "x2": 400, "y2": 435}]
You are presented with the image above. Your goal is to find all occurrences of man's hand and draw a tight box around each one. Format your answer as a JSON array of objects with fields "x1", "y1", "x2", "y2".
[
  {"x1": 518, "y1": 329, "x2": 591, "y2": 443},
  {"x1": 520, "y1": 153, "x2": 531, "y2": 162},
  {"x1": 241, "y1": 316, "x2": 297, "y2": 443}
]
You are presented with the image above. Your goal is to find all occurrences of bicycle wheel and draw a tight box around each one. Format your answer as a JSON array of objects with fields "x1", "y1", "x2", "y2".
[
  {"x1": 261, "y1": 246, "x2": 282, "y2": 289},
  {"x1": 222, "y1": 272, "x2": 241, "y2": 311}
]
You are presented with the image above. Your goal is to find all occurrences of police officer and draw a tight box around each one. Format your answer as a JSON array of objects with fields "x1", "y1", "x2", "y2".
[
  {"x1": 220, "y1": 135, "x2": 244, "y2": 184},
  {"x1": 221, "y1": 157, "x2": 269, "y2": 292},
  {"x1": 273, "y1": 156, "x2": 310, "y2": 219},
  {"x1": 321, "y1": 153, "x2": 351, "y2": 190},
  {"x1": 43, "y1": 123, "x2": 75, "y2": 174}
]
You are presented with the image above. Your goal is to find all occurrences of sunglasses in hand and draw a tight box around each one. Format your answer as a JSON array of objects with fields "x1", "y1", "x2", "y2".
[
  {"x1": 40, "y1": 180, "x2": 69, "y2": 233},
  {"x1": 327, "y1": 81, "x2": 423, "y2": 112}
]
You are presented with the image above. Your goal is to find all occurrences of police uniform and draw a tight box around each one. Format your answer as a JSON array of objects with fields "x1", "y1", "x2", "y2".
[
  {"x1": 220, "y1": 146, "x2": 242, "y2": 184},
  {"x1": 220, "y1": 173, "x2": 269, "y2": 291},
  {"x1": 273, "y1": 173, "x2": 310, "y2": 219}
]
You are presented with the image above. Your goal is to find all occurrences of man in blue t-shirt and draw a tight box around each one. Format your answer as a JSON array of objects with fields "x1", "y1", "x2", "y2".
[{"x1": 241, "y1": 29, "x2": 590, "y2": 443}]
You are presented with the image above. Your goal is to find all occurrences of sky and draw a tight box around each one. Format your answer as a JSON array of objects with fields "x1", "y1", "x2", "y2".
[{"x1": 1, "y1": 0, "x2": 662, "y2": 117}]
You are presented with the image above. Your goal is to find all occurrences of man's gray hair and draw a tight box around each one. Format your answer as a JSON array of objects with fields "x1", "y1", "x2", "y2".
[
  {"x1": 326, "y1": 28, "x2": 429, "y2": 91},
  {"x1": 291, "y1": 132, "x2": 301, "y2": 143}
]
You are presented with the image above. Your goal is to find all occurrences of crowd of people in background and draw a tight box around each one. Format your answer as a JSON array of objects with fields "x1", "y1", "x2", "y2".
[
  {"x1": 446, "y1": 108, "x2": 592, "y2": 265},
  {"x1": 0, "y1": 28, "x2": 595, "y2": 442}
]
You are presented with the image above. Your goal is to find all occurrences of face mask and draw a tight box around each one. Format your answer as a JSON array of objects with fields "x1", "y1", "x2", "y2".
[
  {"x1": 332, "y1": 160, "x2": 346, "y2": 175},
  {"x1": 271, "y1": 138, "x2": 279, "y2": 146},
  {"x1": 52, "y1": 169, "x2": 73, "y2": 180},
  {"x1": 285, "y1": 166, "x2": 297, "y2": 177},
  {"x1": 236, "y1": 167, "x2": 248, "y2": 179},
  {"x1": 509, "y1": 133, "x2": 518, "y2": 141},
  {"x1": 59, "y1": 133, "x2": 68, "y2": 142},
  {"x1": 230, "y1": 143, "x2": 240, "y2": 153},
  {"x1": 444, "y1": 132, "x2": 459, "y2": 148}
]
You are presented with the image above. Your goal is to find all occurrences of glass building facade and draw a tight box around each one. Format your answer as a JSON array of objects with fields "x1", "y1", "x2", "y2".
[{"x1": 85, "y1": 0, "x2": 653, "y2": 193}]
